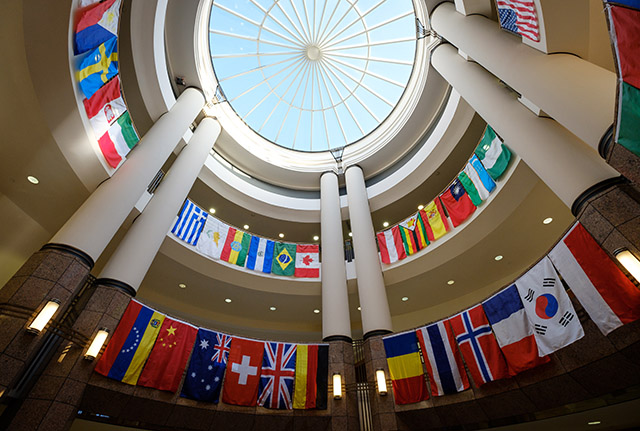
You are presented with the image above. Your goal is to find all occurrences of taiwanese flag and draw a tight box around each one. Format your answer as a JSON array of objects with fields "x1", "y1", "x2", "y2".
[
  {"x1": 293, "y1": 344, "x2": 329, "y2": 409},
  {"x1": 222, "y1": 338, "x2": 264, "y2": 406},
  {"x1": 439, "y1": 179, "x2": 476, "y2": 227},
  {"x1": 383, "y1": 332, "x2": 429, "y2": 404},
  {"x1": 137, "y1": 317, "x2": 198, "y2": 393}
]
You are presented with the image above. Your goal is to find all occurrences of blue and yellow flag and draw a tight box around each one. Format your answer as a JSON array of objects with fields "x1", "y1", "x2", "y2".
[
  {"x1": 77, "y1": 36, "x2": 119, "y2": 99},
  {"x1": 382, "y1": 331, "x2": 429, "y2": 404}
]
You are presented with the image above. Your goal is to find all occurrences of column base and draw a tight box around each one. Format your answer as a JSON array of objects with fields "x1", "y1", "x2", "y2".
[
  {"x1": 361, "y1": 335, "x2": 398, "y2": 431},
  {"x1": 328, "y1": 340, "x2": 359, "y2": 431},
  {"x1": 363, "y1": 330, "x2": 393, "y2": 341},
  {"x1": 323, "y1": 335, "x2": 353, "y2": 343}
]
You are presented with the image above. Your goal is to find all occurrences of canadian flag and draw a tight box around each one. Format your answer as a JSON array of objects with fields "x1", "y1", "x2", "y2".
[
  {"x1": 222, "y1": 338, "x2": 264, "y2": 406},
  {"x1": 295, "y1": 244, "x2": 320, "y2": 278}
]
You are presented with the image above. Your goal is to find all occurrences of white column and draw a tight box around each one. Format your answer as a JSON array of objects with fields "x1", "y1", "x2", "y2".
[
  {"x1": 320, "y1": 171, "x2": 352, "y2": 340},
  {"x1": 431, "y1": 2, "x2": 616, "y2": 150},
  {"x1": 51, "y1": 88, "x2": 205, "y2": 262},
  {"x1": 431, "y1": 44, "x2": 618, "y2": 207},
  {"x1": 344, "y1": 165, "x2": 392, "y2": 337}
]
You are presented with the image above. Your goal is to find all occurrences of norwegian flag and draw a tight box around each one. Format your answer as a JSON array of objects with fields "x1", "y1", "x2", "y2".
[
  {"x1": 212, "y1": 332, "x2": 232, "y2": 364},
  {"x1": 258, "y1": 342, "x2": 297, "y2": 409}
]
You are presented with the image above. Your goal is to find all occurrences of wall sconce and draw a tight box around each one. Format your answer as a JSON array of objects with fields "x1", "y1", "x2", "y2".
[
  {"x1": 376, "y1": 369, "x2": 388, "y2": 395},
  {"x1": 333, "y1": 373, "x2": 343, "y2": 399},
  {"x1": 27, "y1": 299, "x2": 61, "y2": 334},
  {"x1": 614, "y1": 248, "x2": 640, "y2": 282},
  {"x1": 84, "y1": 328, "x2": 109, "y2": 360}
]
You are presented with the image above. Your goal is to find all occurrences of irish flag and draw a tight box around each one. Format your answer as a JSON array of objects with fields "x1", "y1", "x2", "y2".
[
  {"x1": 377, "y1": 226, "x2": 407, "y2": 264},
  {"x1": 98, "y1": 111, "x2": 139, "y2": 168}
]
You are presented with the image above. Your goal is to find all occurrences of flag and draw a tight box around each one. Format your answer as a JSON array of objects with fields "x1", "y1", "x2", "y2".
[
  {"x1": 82, "y1": 75, "x2": 126, "y2": 139},
  {"x1": 482, "y1": 285, "x2": 549, "y2": 376},
  {"x1": 448, "y1": 305, "x2": 510, "y2": 386},
  {"x1": 246, "y1": 236, "x2": 275, "y2": 273},
  {"x1": 515, "y1": 257, "x2": 584, "y2": 356},
  {"x1": 171, "y1": 199, "x2": 208, "y2": 246},
  {"x1": 475, "y1": 126, "x2": 511, "y2": 180},
  {"x1": 195, "y1": 217, "x2": 230, "y2": 260},
  {"x1": 272, "y1": 242, "x2": 297, "y2": 276},
  {"x1": 293, "y1": 344, "x2": 328, "y2": 410},
  {"x1": 377, "y1": 226, "x2": 407, "y2": 264},
  {"x1": 137, "y1": 317, "x2": 198, "y2": 393},
  {"x1": 74, "y1": 0, "x2": 121, "y2": 54},
  {"x1": 458, "y1": 171, "x2": 483, "y2": 207},
  {"x1": 398, "y1": 213, "x2": 429, "y2": 256},
  {"x1": 77, "y1": 37, "x2": 119, "y2": 99},
  {"x1": 382, "y1": 332, "x2": 429, "y2": 404},
  {"x1": 222, "y1": 338, "x2": 264, "y2": 406},
  {"x1": 181, "y1": 329, "x2": 232, "y2": 403},
  {"x1": 419, "y1": 200, "x2": 450, "y2": 241},
  {"x1": 94, "y1": 300, "x2": 164, "y2": 385},
  {"x1": 496, "y1": 0, "x2": 540, "y2": 42},
  {"x1": 439, "y1": 179, "x2": 476, "y2": 227},
  {"x1": 220, "y1": 228, "x2": 252, "y2": 266},
  {"x1": 548, "y1": 223, "x2": 640, "y2": 335},
  {"x1": 416, "y1": 321, "x2": 470, "y2": 396},
  {"x1": 295, "y1": 244, "x2": 320, "y2": 278},
  {"x1": 258, "y1": 342, "x2": 297, "y2": 409},
  {"x1": 468, "y1": 155, "x2": 496, "y2": 196},
  {"x1": 97, "y1": 111, "x2": 139, "y2": 168}
]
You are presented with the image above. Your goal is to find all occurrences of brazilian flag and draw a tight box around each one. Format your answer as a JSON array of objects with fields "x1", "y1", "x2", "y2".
[{"x1": 272, "y1": 242, "x2": 296, "y2": 276}]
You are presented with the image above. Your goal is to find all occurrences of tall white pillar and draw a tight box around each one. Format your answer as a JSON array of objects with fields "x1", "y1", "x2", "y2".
[
  {"x1": 50, "y1": 88, "x2": 205, "y2": 262},
  {"x1": 320, "y1": 171, "x2": 352, "y2": 341},
  {"x1": 344, "y1": 165, "x2": 392, "y2": 337}
]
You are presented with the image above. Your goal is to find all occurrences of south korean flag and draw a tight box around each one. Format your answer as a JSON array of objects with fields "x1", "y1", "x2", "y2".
[{"x1": 514, "y1": 257, "x2": 584, "y2": 356}]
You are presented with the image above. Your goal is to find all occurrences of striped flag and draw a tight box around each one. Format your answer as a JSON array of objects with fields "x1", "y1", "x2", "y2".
[
  {"x1": 245, "y1": 236, "x2": 275, "y2": 273},
  {"x1": 97, "y1": 110, "x2": 139, "y2": 169},
  {"x1": 496, "y1": 0, "x2": 540, "y2": 42},
  {"x1": 475, "y1": 126, "x2": 512, "y2": 180},
  {"x1": 83, "y1": 75, "x2": 126, "y2": 139},
  {"x1": 171, "y1": 199, "x2": 208, "y2": 246},
  {"x1": 295, "y1": 244, "x2": 320, "y2": 278},
  {"x1": 398, "y1": 213, "x2": 429, "y2": 256},
  {"x1": 293, "y1": 344, "x2": 328, "y2": 409},
  {"x1": 420, "y1": 200, "x2": 450, "y2": 241},
  {"x1": 220, "y1": 228, "x2": 252, "y2": 266},
  {"x1": 377, "y1": 226, "x2": 407, "y2": 264},
  {"x1": 383, "y1": 331, "x2": 429, "y2": 404}
]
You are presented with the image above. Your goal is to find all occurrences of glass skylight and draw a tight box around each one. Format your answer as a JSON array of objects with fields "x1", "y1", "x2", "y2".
[{"x1": 209, "y1": 0, "x2": 417, "y2": 152}]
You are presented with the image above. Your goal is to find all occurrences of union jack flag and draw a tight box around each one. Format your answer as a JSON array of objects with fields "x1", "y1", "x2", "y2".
[
  {"x1": 212, "y1": 333, "x2": 232, "y2": 364},
  {"x1": 257, "y1": 342, "x2": 297, "y2": 409}
]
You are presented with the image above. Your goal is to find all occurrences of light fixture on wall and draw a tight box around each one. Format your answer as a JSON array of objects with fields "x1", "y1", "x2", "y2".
[
  {"x1": 27, "y1": 299, "x2": 61, "y2": 334},
  {"x1": 84, "y1": 328, "x2": 109, "y2": 360},
  {"x1": 614, "y1": 248, "x2": 640, "y2": 282},
  {"x1": 333, "y1": 373, "x2": 343, "y2": 399},
  {"x1": 376, "y1": 369, "x2": 388, "y2": 395}
]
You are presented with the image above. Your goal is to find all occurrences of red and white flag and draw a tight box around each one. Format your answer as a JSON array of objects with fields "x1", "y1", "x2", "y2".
[
  {"x1": 377, "y1": 226, "x2": 407, "y2": 264},
  {"x1": 222, "y1": 337, "x2": 264, "y2": 406},
  {"x1": 295, "y1": 244, "x2": 320, "y2": 278},
  {"x1": 83, "y1": 76, "x2": 127, "y2": 139}
]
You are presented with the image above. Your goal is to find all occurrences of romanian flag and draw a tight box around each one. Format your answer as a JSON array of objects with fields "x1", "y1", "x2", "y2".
[
  {"x1": 220, "y1": 228, "x2": 252, "y2": 266},
  {"x1": 398, "y1": 213, "x2": 429, "y2": 256},
  {"x1": 382, "y1": 332, "x2": 429, "y2": 405},
  {"x1": 293, "y1": 344, "x2": 329, "y2": 409},
  {"x1": 94, "y1": 300, "x2": 164, "y2": 385},
  {"x1": 77, "y1": 37, "x2": 119, "y2": 99},
  {"x1": 419, "y1": 200, "x2": 450, "y2": 241}
]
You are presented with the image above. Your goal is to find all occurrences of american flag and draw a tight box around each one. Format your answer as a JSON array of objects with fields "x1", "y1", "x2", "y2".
[
  {"x1": 257, "y1": 342, "x2": 297, "y2": 409},
  {"x1": 496, "y1": 0, "x2": 540, "y2": 42},
  {"x1": 211, "y1": 332, "x2": 232, "y2": 364}
]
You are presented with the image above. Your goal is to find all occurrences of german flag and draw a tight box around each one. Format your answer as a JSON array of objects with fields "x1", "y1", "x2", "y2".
[{"x1": 293, "y1": 344, "x2": 328, "y2": 409}]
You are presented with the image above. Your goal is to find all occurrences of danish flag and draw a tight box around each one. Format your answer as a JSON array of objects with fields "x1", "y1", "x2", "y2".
[{"x1": 258, "y1": 342, "x2": 297, "y2": 409}]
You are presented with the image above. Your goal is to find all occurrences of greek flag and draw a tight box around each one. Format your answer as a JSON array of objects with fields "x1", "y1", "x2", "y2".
[{"x1": 171, "y1": 199, "x2": 208, "y2": 245}]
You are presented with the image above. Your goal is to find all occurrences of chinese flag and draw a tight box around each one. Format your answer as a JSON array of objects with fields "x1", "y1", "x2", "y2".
[
  {"x1": 222, "y1": 338, "x2": 264, "y2": 406},
  {"x1": 137, "y1": 317, "x2": 197, "y2": 392}
]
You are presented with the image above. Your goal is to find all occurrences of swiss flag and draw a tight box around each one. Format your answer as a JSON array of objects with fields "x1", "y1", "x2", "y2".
[
  {"x1": 222, "y1": 338, "x2": 264, "y2": 406},
  {"x1": 295, "y1": 244, "x2": 320, "y2": 278}
]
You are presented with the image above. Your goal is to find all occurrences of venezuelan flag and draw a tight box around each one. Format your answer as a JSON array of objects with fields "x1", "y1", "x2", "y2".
[
  {"x1": 77, "y1": 37, "x2": 119, "y2": 99},
  {"x1": 382, "y1": 331, "x2": 429, "y2": 404}
]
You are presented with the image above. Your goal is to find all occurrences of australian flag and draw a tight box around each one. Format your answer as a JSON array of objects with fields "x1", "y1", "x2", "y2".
[
  {"x1": 257, "y1": 342, "x2": 297, "y2": 409},
  {"x1": 181, "y1": 329, "x2": 232, "y2": 403}
]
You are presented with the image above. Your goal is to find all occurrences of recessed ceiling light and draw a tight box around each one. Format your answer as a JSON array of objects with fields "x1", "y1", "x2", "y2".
[
  {"x1": 587, "y1": 421, "x2": 601, "y2": 426},
  {"x1": 447, "y1": 280, "x2": 455, "y2": 285},
  {"x1": 313, "y1": 309, "x2": 320, "y2": 314},
  {"x1": 357, "y1": 306, "x2": 361, "y2": 311},
  {"x1": 225, "y1": 298, "x2": 232, "y2": 303},
  {"x1": 401, "y1": 296, "x2": 409, "y2": 302},
  {"x1": 313, "y1": 235, "x2": 319, "y2": 241},
  {"x1": 383, "y1": 221, "x2": 389, "y2": 228},
  {"x1": 348, "y1": 232, "x2": 353, "y2": 237},
  {"x1": 178, "y1": 283, "x2": 187, "y2": 289},
  {"x1": 27, "y1": 176, "x2": 39, "y2": 185},
  {"x1": 279, "y1": 233, "x2": 285, "y2": 238},
  {"x1": 417, "y1": 205, "x2": 424, "y2": 210},
  {"x1": 209, "y1": 208, "x2": 216, "y2": 214},
  {"x1": 243, "y1": 224, "x2": 250, "y2": 230},
  {"x1": 270, "y1": 306, "x2": 276, "y2": 311},
  {"x1": 543, "y1": 217, "x2": 553, "y2": 225},
  {"x1": 494, "y1": 255, "x2": 503, "y2": 261}
]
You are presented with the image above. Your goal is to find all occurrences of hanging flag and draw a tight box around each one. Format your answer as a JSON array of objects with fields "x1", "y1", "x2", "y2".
[
  {"x1": 475, "y1": 126, "x2": 512, "y2": 180},
  {"x1": 419, "y1": 200, "x2": 450, "y2": 241},
  {"x1": 74, "y1": 0, "x2": 121, "y2": 54},
  {"x1": 496, "y1": 0, "x2": 540, "y2": 42},
  {"x1": 196, "y1": 217, "x2": 230, "y2": 260},
  {"x1": 468, "y1": 155, "x2": 497, "y2": 196},
  {"x1": 77, "y1": 37, "x2": 119, "y2": 99},
  {"x1": 439, "y1": 179, "x2": 476, "y2": 227},
  {"x1": 416, "y1": 321, "x2": 470, "y2": 396},
  {"x1": 94, "y1": 300, "x2": 164, "y2": 385},
  {"x1": 448, "y1": 305, "x2": 510, "y2": 386},
  {"x1": 295, "y1": 244, "x2": 320, "y2": 278},
  {"x1": 137, "y1": 317, "x2": 198, "y2": 393},
  {"x1": 83, "y1": 75, "x2": 126, "y2": 139},
  {"x1": 548, "y1": 223, "x2": 640, "y2": 335},
  {"x1": 258, "y1": 342, "x2": 297, "y2": 409},
  {"x1": 219, "y1": 227, "x2": 251, "y2": 266},
  {"x1": 97, "y1": 111, "x2": 139, "y2": 168},
  {"x1": 515, "y1": 257, "x2": 584, "y2": 356},
  {"x1": 222, "y1": 338, "x2": 264, "y2": 406},
  {"x1": 171, "y1": 199, "x2": 208, "y2": 246},
  {"x1": 398, "y1": 213, "x2": 429, "y2": 256},
  {"x1": 377, "y1": 226, "x2": 407, "y2": 264},
  {"x1": 272, "y1": 242, "x2": 297, "y2": 276},
  {"x1": 246, "y1": 236, "x2": 275, "y2": 273},
  {"x1": 293, "y1": 344, "x2": 329, "y2": 410},
  {"x1": 382, "y1": 331, "x2": 429, "y2": 404},
  {"x1": 458, "y1": 171, "x2": 483, "y2": 207},
  {"x1": 181, "y1": 329, "x2": 232, "y2": 403}
]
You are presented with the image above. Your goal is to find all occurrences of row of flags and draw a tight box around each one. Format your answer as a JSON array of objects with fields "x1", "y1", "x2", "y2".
[
  {"x1": 497, "y1": 0, "x2": 540, "y2": 42},
  {"x1": 383, "y1": 222, "x2": 640, "y2": 404},
  {"x1": 378, "y1": 125, "x2": 511, "y2": 264},
  {"x1": 171, "y1": 200, "x2": 321, "y2": 278},
  {"x1": 96, "y1": 299, "x2": 329, "y2": 409}
]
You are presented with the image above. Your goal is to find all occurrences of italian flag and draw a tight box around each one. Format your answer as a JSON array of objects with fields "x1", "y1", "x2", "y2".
[
  {"x1": 98, "y1": 111, "x2": 139, "y2": 168},
  {"x1": 377, "y1": 226, "x2": 407, "y2": 264}
]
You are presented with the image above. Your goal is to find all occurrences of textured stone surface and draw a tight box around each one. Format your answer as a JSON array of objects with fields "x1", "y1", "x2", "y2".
[{"x1": 608, "y1": 144, "x2": 640, "y2": 185}]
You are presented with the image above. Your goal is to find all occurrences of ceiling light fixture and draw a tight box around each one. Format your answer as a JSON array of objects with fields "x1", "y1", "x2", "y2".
[
  {"x1": 543, "y1": 217, "x2": 553, "y2": 224},
  {"x1": 279, "y1": 233, "x2": 284, "y2": 238},
  {"x1": 447, "y1": 280, "x2": 455, "y2": 285},
  {"x1": 401, "y1": 296, "x2": 409, "y2": 302},
  {"x1": 313, "y1": 235, "x2": 319, "y2": 241},
  {"x1": 383, "y1": 222, "x2": 389, "y2": 228},
  {"x1": 209, "y1": 208, "x2": 216, "y2": 214},
  {"x1": 357, "y1": 306, "x2": 361, "y2": 311},
  {"x1": 27, "y1": 175, "x2": 39, "y2": 184},
  {"x1": 587, "y1": 421, "x2": 601, "y2": 426},
  {"x1": 225, "y1": 298, "x2": 232, "y2": 303},
  {"x1": 178, "y1": 283, "x2": 187, "y2": 289},
  {"x1": 313, "y1": 309, "x2": 320, "y2": 314},
  {"x1": 417, "y1": 205, "x2": 424, "y2": 210},
  {"x1": 348, "y1": 232, "x2": 353, "y2": 237},
  {"x1": 494, "y1": 255, "x2": 503, "y2": 261},
  {"x1": 243, "y1": 224, "x2": 249, "y2": 230},
  {"x1": 270, "y1": 306, "x2": 276, "y2": 311}
]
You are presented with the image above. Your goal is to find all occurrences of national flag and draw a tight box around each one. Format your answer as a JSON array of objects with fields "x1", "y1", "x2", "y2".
[
  {"x1": 382, "y1": 331, "x2": 429, "y2": 404},
  {"x1": 419, "y1": 200, "x2": 450, "y2": 241},
  {"x1": 77, "y1": 37, "x2": 119, "y2": 99},
  {"x1": 377, "y1": 226, "x2": 407, "y2": 264},
  {"x1": 293, "y1": 344, "x2": 329, "y2": 410},
  {"x1": 137, "y1": 317, "x2": 198, "y2": 393},
  {"x1": 83, "y1": 75, "x2": 126, "y2": 139},
  {"x1": 514, "y1": 257, "x2": 584, "y2": 356},
  {"x1": 468, "y1": 155, "x2": 496, "y2": 196},
  {"x1": 181, "y1": 329, "x2": 232, "y2": 403},
  {"x1": 220, "y1": 228, "x2": 252, "y2": 266},
  {"x1": 295, "y1": 244, "x2": 320, "y2": 278},
  {"x1": 171, "y1": 199, "x2": 208, "y2": 246},
  {"x1": 496, "y1": 0, "x2": 540, "y2": 42},
  {"x1": 246, "y1": 236, "x2": 275, "y2": 273},
  {"x1": 79, "y1": 0, "x2": 103, "y2": 8},
  {"x1": 548, "y1": 223, "x2": 640, "y2": 335},
  {"x1": 94, "y1": 300, "x2": 164, "y2": 385},
  {"x1": 458, "y1": 171, "x2": 483, "y2": 207},
  {"x1": 272, "y1": 242, "x2": 297, "y2": 276},
  {"x1": 74, "y1": 0, "x2": 121, "y2": 54},
  {"x1": 258, "y1": 342, "x2": 297, "y2": 409},
  {"x1": 482, "y1": 285, "x2": 549, "y2": 376},
  {"x1": 416, "y1": 321, "x2": 470, "y2": 396},
  {"x1": 439, "y1": 179, "x2": 476, "y2": 227},
  {"x1": 97, "y1": 110, "x2": 139, "y2": 168},
  {"x1": 448, "y1": 305, "x2": 510, "y2": 386},
  {"x1": 398, "y1": 213, "x2": 429, "y2": 256},
  {"x1": 222, "y1": 338, "x2": 264, "y2": 406},
  {"x1": 475, "y1": 126, "x2": 511, "y2": 180},
  {"x1": 195, "y1": 217, "x2": 230, "y2": 260}
]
